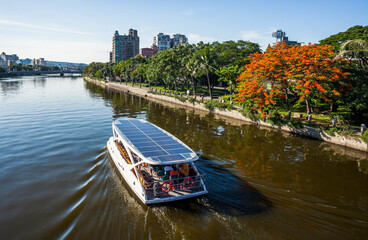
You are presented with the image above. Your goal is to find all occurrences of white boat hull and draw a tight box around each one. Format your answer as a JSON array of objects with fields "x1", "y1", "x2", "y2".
[{"x1": 107, "y1": 137, "x2": 208, "y2": 204}]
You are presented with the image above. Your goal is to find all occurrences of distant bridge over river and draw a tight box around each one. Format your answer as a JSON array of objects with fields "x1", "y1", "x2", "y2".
[{"x1": 1, "y1": 70, "x2": 83, "y2": 77}]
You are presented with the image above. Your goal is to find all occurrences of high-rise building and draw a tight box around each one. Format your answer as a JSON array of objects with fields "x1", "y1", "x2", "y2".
[
  {"x1": 272, "y1": 29, "x2": 301, "y2": 46},
  {"x1": 153, "y1": 33, "x2": 171, "y2": 51},
  {"x1": 111, "y1": 29, "x2": 140, "y2": 63},
  {"x1": 0, "y1": 52, "x2": 19, "y2": 62},
  {"x1": 171, "y1": 34, "x2": 188, "y2": 47},
  {"x1": 30, "y1": 58, "x2": 45, "y2": 66},
  {"x1": 153, "y1": 33, "x2": 188, "y2": 51}
]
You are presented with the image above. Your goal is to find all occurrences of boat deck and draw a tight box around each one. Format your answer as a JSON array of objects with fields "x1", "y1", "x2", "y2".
[{"x1": 138, "y1": 165, "x2": 204, "y2": 200}]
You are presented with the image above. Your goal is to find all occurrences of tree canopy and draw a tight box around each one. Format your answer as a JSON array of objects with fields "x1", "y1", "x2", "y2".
[
  {"x1": 319, "y1": 25, "x2": 368, "y2": 49},
  {"x1": 235, "y1": 43, "x2": 348, "y2": 116},
  {"x1": 83, "y1": 40, "x2": 261, "y2": 96}
]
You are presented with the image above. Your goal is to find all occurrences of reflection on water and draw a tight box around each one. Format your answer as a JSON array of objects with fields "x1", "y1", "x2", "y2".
[{"x1": 0, "y1": 77, "x2": 367, "y2": 239}]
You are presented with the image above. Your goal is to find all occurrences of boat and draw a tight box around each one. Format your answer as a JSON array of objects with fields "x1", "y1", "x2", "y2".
[{"x1": 106, "y1": 118, "x2": 208, "y2": 204}]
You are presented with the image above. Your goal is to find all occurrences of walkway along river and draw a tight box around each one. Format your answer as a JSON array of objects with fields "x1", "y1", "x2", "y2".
[
  {"x1": 83, "y1": 76, "x2": 368, "y2": 153},
  {"x1": 0, "y1": 75, "x2": 367, "y2": 239}
]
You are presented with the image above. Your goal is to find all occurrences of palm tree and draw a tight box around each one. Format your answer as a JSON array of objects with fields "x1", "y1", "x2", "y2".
[
  {"x1": 185, "y1": 57, "x2": 198, "y2": 95},
  {"x1": 338, "y1": 39, "x2": 368, "y2": 68},
  {"x1": 198, "y1": 47, "x2": 217, "y2": 99}
]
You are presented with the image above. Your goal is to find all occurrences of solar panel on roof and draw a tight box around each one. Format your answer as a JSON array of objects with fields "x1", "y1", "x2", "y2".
[
  {"x1": 141, "y1": 150, "x2": 168, "y2": 157},
  {"x1": 152, "y1": 136, "x2": 172, "y2": 141},
  {"x1": 115, "y1": 118, "x2": 196, "y2": 163},
  {"x1": 157, "y1": 155, "x2": 185, "y2": 161},
  {"x1": 161, "y1": 143, "x2": 183, "y2": 149},
  {"x1": 137, "y1": 146, "x2": 163, "y2": 152},
  {"x1": 146, "y1": 133, "x2": 163, "y2": 136},
  {"x1": 132, "y1": 141, "x2": 154, "y2": 147},
  {"x1": 130, "y1": 139, "x2": 149, "y2": 144},
  {"x1": 166, "y1": 148, "x2": 192, "y2": 154}
]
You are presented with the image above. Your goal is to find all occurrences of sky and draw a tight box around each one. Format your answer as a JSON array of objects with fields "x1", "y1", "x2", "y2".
[{"x1": 0, "y1": 0, "x2": 367, "y2": 64}]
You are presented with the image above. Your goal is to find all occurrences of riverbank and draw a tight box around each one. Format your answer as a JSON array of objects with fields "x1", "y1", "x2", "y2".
[{"x1": 84, "y1": 76, "x2": 368, "y2": 152}]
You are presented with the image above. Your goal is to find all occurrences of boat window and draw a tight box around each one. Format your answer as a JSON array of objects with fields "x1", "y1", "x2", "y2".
[
  {"x1": 115, "y1": 140, "x2": 132, "y2": 164},
  {"x1": 131, "y1": 153, "x2": 142, "y2": 164}
]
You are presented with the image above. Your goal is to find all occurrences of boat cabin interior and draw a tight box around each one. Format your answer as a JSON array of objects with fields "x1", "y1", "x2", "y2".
[{"x1": 114, "y1": 139, "x2": 205, "y2": 200}]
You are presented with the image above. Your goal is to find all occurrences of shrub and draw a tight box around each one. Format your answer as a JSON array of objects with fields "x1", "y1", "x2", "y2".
[
  {"x1": 266, "y1": 112, "x2": 287, "y2": 125},
  {"x1": 204, "y1": 100, "x2": 235, "y2": 111},
  {"x1": 188, "y1": 97, "x2": 196, "y2": 104},
  {"x1": 361, "y1": 131, "x2": 368, "y2": 143},
  {"x1": 216, "y1": 101, "x2": 235, "y2": 110},
  {"x1": 242, "y1": 108, "x2": 260, "y2": 121},
  {"x1": 287, "y1": 119, "x2": 304, "y2": 129},
  {"x1": 175, "y1": 96, "x2": 187, "y2": 102},
  {"x1": 204, "y1": 100, "x2": 216, "y2": 111},
  {"x1": 221, "y1": 95, "x2": 231, "y2": 102},
  {"x1": 147, "y1": 90, "x2": 158, "y2": 95}
]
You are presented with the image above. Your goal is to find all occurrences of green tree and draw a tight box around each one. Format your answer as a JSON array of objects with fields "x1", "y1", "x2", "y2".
[
  {"x1": 213, "y1": 40, "x2": 261, "y2": 67},
  {"x1": 102, "y1": 62, "x2": 114, "y2": 80},
  {"x1": 340, "y1": 66, "x2": 368, "y2": 120},
  {"x1": 83, "y1": 62, "x2": 104, "y2": 76},
  {"x1": 319, "y1": 25, "x2": 368, "y2": 49},
  {"x1": 185, "y1": 56, "x2": 199, "y2": 95},
  {"x1": 338, "y1": 39, "x2": 368, "y2": 68},
  {"x1": 196, "y1": 46, "x2": 217, "y2": 99},
  {"x1": 95, "y1": 69, "x2": 103, "y2": 79},
  {"x1": 216, "y1": 65, "x2": 242, "y2": 99}
]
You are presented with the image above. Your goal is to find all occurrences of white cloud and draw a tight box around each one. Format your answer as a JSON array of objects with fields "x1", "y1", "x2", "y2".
[
  {"x1": 241, "y1": 30, "x2": 275, "y2": 51},
  {"x1": 0, "y1": 38, "x2": 107, "y2": 63},
  {"x1": 0, "y1": 18, "x2": 92, "y2": 35},
  {"x1": 187, "y1": 33, "x2": 215, "y2": 44}
]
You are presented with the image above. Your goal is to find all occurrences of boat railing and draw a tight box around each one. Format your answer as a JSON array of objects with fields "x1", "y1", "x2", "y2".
[{"x1": 137, "y1": 170, "x2": 206, "y2": 200}]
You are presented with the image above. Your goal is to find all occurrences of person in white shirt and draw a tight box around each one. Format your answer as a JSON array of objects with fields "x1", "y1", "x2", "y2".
[{"x1": 164, "y1": 165, "x2": 173, "y2": 173}]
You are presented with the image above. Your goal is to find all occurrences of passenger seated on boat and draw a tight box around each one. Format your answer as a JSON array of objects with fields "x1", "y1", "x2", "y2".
[
  {"x1": 157, "y1": 169, "x2": 165, "y2": 177},
  {"x1": 164, "y1": 165, "x2": 173, "y2": 175},
  {"x1": 179, "y1": 163, "x2": 189, "y2": 177},
  {"x1": 170, "y1": 169, "x2": 178, "y2": 175},
  {"x1": 188, "y1": 165, "x2": 196, "y2": 177},
  {"x1": 139, "y1": 172, "x2": 152, "y2": 188},
  {"x1": 153, "y1": 165, "x2": 162, "y2": 174},
  {"x1": 161, "y1": 174, "x2": 170, "y2": 181},
  {"x1": 170, "y1": 170, "x2": 179, "y2": 184}
]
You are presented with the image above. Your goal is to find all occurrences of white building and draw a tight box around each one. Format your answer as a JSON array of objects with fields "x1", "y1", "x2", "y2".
[
  {"x1": 171, "y1": 34, "x2": 188, "y2": 47},
  {"x1": 153, "y1": 33, "x2": 171, "y2": 51},
  {"x1": 31, "y1": 58, "x2": 46, "y2": 66}
]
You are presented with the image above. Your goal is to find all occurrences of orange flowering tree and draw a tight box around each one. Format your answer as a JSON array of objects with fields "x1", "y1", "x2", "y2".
[{"x1": 234, "y1": 43, "x2": 348, "y2": 116}]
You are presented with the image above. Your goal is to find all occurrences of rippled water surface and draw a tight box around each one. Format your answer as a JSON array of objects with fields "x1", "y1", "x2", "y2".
[{"x1": 1, "y1": 76, "x2": 368, "y2": 239}]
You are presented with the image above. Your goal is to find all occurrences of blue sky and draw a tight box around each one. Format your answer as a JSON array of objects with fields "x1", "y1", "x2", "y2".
[{"x1": 0, "y1": 0, "x2": 367, "y2": 64}]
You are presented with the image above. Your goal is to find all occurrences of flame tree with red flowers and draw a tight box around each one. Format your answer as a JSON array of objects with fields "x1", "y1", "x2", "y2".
[{"x1": 234, "y1": 43, "x2": 349, "y2": 117}]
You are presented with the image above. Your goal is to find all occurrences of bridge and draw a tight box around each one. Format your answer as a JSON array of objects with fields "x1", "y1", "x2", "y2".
[{"x1": 1, "y1": 70, "x2": 83, "y2": 77}]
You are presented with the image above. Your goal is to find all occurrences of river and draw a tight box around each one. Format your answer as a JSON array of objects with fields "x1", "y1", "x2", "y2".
[{"x1": 0, "y1": 76, "x2": 367, "y2": 239}]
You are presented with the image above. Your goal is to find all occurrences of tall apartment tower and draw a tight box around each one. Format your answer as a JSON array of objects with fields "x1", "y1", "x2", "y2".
[
  {"x1": 171, "y1": 34, "x2": 188, "y2": 47},
  {"x1": 153, "y1": 33, "x2": 188, "y2": 51},
  {"x1": 153, "y1": 33, "x2": 171, "y2": 51},
  {"x1": 111, "y1": 29, "x2": 139, "y2": 63}
]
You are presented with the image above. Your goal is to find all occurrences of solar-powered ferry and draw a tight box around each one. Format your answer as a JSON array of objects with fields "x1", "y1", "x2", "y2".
[{"x1": 107, "y1": 118, "x2": 208, "y2": 204}]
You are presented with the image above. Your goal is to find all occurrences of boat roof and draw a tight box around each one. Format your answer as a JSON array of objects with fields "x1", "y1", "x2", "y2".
[{"x1": 114, "y1": 118, "x2": 198, "y2": 164}]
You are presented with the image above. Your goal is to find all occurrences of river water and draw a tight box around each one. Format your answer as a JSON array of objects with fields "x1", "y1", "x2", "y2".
[{"x1": 0, "y1": 76, "x2": 367, "y2": 240}]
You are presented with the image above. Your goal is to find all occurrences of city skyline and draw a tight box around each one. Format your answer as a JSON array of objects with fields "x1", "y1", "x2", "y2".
[{"x1": 0, "y1": 0, "x2": 367, "y2": 64}]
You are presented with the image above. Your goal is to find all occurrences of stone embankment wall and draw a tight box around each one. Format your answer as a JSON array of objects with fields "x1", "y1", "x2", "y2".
[{"x1": 84, "y1": 77, "x2": 368, "y2": 153}]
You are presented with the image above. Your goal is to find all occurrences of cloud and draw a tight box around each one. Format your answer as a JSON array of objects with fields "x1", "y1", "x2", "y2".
[
  {"x1": 241, "y1": 30, "x2": 275, "y2": 51},
  {"x1": 0, "y1": 38, "x2": 107, "y2": 63},
  {"x1": 187, "y1": 33, "x2": 215, "y2": 44},
  {"x1": 0, "y1": 18, "x2": 92, "y2": 35}
]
